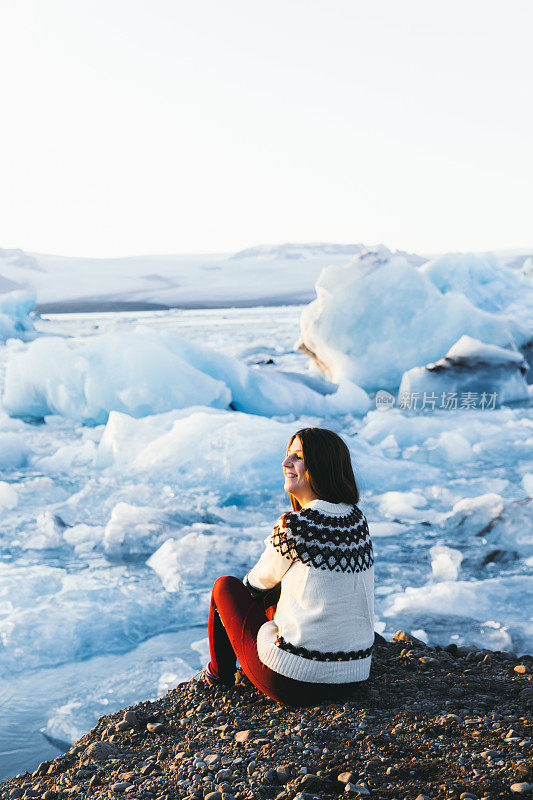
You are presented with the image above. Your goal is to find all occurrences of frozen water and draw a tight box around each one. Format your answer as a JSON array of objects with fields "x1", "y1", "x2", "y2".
[
  {"x1": 2, "y1": 333, "x2": 231, "y2": 423},
  {"x1": 0, "y1": 432, "x2": 31, "y2": 469},
  {"x1": 430, "y1": 544, "x2": 463, "y2": 580},
  {"x1": 299, "y1": 248, "x2": 532, "y2": 391},
  {"x1": 420, "y1": 251, "x2": 533, "y2": 322},
  {"x1": 42, "y1": 632, "x2": 194, "y2": 744},
  {"x1": 0, "y1": 481, "x2": 18, "y2": 509},
  {"x1": 97, "y1": 409, "x2": 297, "y2": 503},
  {"x1": 522, "y1": 473, "x2": 533, "y2": 496},
  {"x1": 3, "y1": 329, "x2": 369, "y2": 423},
  {"x1": 399, "y1": 335, "x2": 530, "y2": 405},
  {"x1": 147, "y1": 533, "x2": 262, "y2": 593},
  {"x1": 383, "y1": 575, "x2": 532, "y2": 654},
  {"x1": 376, "y1": 490, "x2": 431, "y2": 522},
  {"x1": 0, "y1": 291, "x2": 37, "y2": 343},
  {"x1": 102, "y1": 502, "x2": 205, "y2": 559},
  {"x1": 0, "y1": 628, "x2": 200, "y2": 778},
  {"x1": 0, "y1": 301, "x2": 531, "y2": 780}
]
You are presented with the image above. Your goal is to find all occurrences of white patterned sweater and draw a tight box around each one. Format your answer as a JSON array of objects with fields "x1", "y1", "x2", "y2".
[{"x1": 245, "y1": 498, "x2": 374, "y2": 683}]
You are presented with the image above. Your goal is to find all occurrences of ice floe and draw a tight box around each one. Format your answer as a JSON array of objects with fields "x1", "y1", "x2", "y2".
[
  {"x1": 298, "y1": 248, "x2": 532, "y2": 391},
  {"x1": 398, "y1": 335, "x2": 530, "y2": 405},
  {"x1": 2, "y1": 329, "x2": 370, "y2": 423},
  {"x1": 0, "y1": 291, "x2": 38, "y2": 343}
]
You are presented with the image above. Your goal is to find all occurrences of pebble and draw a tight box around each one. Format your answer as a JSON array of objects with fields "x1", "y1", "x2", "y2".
[
  {"x1": 511, "y1": 785, "x2": 533, "y2": 794},
  {"x1": 480, "y1": 749, "x2": 499, "y2": 759},
  {"x1": 275, "y1": 766, "x2": 292, "y2": 784},
  {"x1": 338, "y1": 772, "x2": 357, "y2": 784},
  {"x1": 146, "y1": 722, "x2": 165, "y2": 733},
  {"x1": 345, "y1": 783, "x2": 370, "y2": 796},
  {"x1": 235, "y1": 730, "x2": 252, "y2": 742},
  {"x1": 31, "y1": 764, "x2": 49, "y2": 778},
  {"x1": 514, "y1": 665, "x2": 529, "y2": 674},
  {"x1": 299, "y1": 774, "x2": 329, "y2": 791},
  {"x1": 110, "y1": 782, "x2": 133, "y2": 793},
  {"x1": 123, "y1": 710, "x2": 139, "y2": 727},
  {"x1": 80, "y1": 740, "x2": 120, "y2": 764}
]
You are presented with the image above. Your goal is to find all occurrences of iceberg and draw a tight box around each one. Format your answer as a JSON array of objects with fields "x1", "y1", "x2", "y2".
[
  {"x1": 398, "y1": 335, "x2": 530, "y2": 406},
  {"x1": 298, "y1": 248, "x2": 532, "y2": 392},
  {"x1": 96, "y1": 408, "x2": 298, "y2": 502},
  {"x1": 3, "y1": 329, "x2": 370, "y2": 423},
  {"x1": 0, "y1": 432, "x2": 31, "y2": 469},
  {"x1": 146, "y1": 532, "x2": 262, "y2": 593},
  {"x1": 420, "y1": 251, "x2": 533, "y2": 319},
  {"x1": 0, "y1": 291, "x2": 37, "y2": 343},
  {"x1": 358, "y1": 402, "x2": 533, "y2": 474},
  {"x1": 102, "y1": 501, "x2": 210, "y2": 559},
  {"x1": 2, "y1": 333, "x2": 232, "y2": 423},
  {"x1": 430, "y1": 544, "x2": 463, "y2": 581}
]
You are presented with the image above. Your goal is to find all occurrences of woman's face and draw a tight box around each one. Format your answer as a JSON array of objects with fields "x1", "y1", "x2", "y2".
[{"x1": 282, "y1": 436, "x2": 316, "y2": 503}]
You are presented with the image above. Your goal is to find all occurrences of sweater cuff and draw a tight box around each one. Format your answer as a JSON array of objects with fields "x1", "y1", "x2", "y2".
[{"x1": 243, "y1": 573, "x2": 269, "y2": 600}]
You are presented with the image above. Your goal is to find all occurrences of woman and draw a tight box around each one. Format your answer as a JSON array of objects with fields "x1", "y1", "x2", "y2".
[{"x1": 202, "y1": 427, "x2": 374, "y2": 706}]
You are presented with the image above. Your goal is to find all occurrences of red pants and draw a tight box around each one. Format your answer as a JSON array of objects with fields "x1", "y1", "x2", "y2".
[{"x1": 208, "y1": 575, "x2": 359, "y2": 706}]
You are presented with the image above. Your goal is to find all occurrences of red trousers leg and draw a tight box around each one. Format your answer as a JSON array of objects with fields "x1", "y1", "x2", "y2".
[{"x1": 207, "y1": 575, "x2": 356, "y2": 706}]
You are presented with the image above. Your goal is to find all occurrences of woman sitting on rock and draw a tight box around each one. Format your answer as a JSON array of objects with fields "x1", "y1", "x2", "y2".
[{"x1": 202, "y1": 426, "x2": 375, "y2": 706}]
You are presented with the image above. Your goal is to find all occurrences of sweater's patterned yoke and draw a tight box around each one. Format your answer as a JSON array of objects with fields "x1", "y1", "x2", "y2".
[{"x1": 271, "y1": 505, "x2": 374, "y2": 574}]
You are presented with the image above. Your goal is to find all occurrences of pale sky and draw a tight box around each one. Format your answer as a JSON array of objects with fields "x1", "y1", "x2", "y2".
[{"x1": 0, "y1": 0, "x2": 531, "y2": 258}]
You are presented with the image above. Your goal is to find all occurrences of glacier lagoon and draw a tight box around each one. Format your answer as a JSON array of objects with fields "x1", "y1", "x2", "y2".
[{"x1": 0, "y1": 304, "x2": 532, "y2": 779}]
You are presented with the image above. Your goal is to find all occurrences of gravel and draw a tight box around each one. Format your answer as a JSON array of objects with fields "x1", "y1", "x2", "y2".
[{"x1": 1, "y1": 632, "x2": 531, "y2": 800}]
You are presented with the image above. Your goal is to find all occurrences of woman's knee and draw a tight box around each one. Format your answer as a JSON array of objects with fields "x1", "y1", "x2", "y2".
[{"x1": 212, "y1": 575, "x2": 244, "y2": 603}]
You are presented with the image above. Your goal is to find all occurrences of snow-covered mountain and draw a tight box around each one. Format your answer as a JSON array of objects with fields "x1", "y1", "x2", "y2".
[
  {"x1": 0, "y1": 243, "x2": 531, "y2": 312},
  {"x1": 0, "y1": 243, "x2": 382, "y2": 311}
]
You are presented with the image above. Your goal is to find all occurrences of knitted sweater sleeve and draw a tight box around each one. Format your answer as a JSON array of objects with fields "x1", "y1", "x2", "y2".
[{"x1": 244, "y1": 514, "x2": 296, "y2": 591}]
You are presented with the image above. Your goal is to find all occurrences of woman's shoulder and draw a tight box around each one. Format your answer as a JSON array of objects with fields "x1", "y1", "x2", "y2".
[
  {"x1": 271, "y1": 500, "x2": 373, "y2": 573},
  {"x1": 277, "y1": 500, "x2": 368, "y2": 531}
]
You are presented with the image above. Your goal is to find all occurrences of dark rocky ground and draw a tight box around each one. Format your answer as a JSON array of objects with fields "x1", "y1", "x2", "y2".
[{"x1": 2, "y1": 632, "x2": 532, "y2": 800}]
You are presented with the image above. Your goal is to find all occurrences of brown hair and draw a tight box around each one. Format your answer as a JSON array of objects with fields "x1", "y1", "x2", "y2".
[{"x1": 286, "y1": 427, "x2": 360, "y2": 512}]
